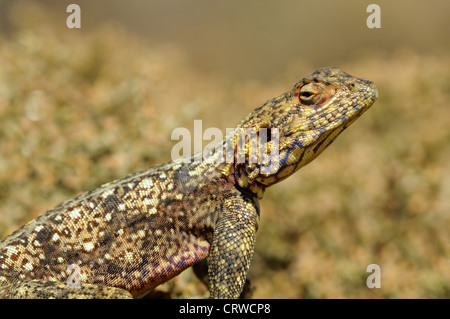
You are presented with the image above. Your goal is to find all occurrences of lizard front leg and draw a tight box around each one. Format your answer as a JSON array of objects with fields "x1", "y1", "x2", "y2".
[{"x1": 207, "y1": 192, "x2": 259, "y2": 299}]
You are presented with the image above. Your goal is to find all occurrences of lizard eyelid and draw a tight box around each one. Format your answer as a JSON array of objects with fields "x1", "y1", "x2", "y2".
[{"x1": 297, "y1": 83, "x2": 324, "y2": 104}]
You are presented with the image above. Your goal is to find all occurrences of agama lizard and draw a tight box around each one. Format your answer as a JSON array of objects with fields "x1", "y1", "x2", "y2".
[{"x1": 0, "y1": 67, "x2": 377, "y2": 298}]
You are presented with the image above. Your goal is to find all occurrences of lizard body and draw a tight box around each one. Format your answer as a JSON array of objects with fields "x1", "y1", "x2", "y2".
[{"x1": 0, "y1": 68, "x2": 377, "y2": 298}]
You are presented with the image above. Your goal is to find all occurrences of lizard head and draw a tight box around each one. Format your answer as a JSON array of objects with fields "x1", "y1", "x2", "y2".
[{"x1": 229, "y1": 67, "x2": 378, "y2": 197}]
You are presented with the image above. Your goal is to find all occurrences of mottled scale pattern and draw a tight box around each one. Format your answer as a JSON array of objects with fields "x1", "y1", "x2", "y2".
[{"x1": 0, "y1": 68, "x2": 377, "y2": 298}]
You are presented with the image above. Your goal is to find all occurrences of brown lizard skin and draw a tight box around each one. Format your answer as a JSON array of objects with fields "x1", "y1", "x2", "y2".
[{"x1": 0, "y1": 67, "x2": 378, "y2": 298}]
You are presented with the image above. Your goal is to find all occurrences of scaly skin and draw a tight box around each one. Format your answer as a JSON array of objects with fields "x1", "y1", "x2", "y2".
[{"x1": 0, "y1": 67, "x2": 377, "y2": 298}]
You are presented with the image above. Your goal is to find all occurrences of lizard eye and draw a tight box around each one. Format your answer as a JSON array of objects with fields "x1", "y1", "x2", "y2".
[
  {"x1": 297, "y1": 83, "x2": 325, "y2": 105},
  {"x1": 299, "y1": 91, "x2": 314, "y2": 99}
]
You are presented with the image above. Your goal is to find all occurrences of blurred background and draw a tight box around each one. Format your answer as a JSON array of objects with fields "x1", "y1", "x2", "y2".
[{"x1": 0, "y1": 0, "x2": 449, "y2": 298}]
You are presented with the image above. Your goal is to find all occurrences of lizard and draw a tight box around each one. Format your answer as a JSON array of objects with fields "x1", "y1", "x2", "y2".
[{"x1": 0, "y1": 67, "x2": 377, "y2": 299}]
